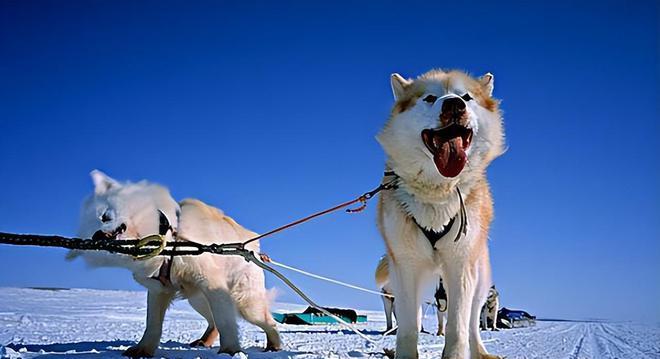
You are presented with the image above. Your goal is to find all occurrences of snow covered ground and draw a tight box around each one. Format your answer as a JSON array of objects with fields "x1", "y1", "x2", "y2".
[{"x1": 0, "y1": 288, "x2": 658, "y2": 358}]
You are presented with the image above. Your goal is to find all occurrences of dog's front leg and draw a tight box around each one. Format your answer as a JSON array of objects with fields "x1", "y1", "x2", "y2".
[
  {"x1": 391, "y1": 261, "x2": 425, "y2": 359},
  {"x1": 480, "y1": 307, "x2": 488, "y2": 331},
  {"x1": 443, "y1": 266, "x2": 477, "y2": 359},
  {"x1": 468, "y1": 260, "x2": 501, "y2": 359},
  {"x1": 489, "y1": 300, "x2": 498, "y2": 332},
  {"x1": 490, "y1": 310, "x2": 498, "y2": 331},
  {"x1": 437, "y1": 309, "x2": 446, "y2": 336},
  {"x1": 123, "y1": 289, "x2": 175, "y2": 358}
]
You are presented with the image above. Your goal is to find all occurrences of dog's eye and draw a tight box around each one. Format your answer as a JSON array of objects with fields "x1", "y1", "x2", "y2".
[
  {"x1": 461, "y1": 93, "x2": 473, "y2": 102},
  {"x1": 100, "y1": 210, "x2": 113, "y2": 223},
  {"x1": 423, "y1": 95, "x2": 438, "y2": 104}
]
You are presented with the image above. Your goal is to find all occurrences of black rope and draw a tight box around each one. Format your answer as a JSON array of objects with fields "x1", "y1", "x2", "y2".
[
  {"x1": 0, "y1": 175, "x2": 398, "y2": 257},
  {"x1": 0, "y1": 232, "x2": 245, "y2": 257}
]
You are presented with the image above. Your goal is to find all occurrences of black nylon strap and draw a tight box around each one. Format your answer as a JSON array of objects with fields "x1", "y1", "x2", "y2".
[
  {"x1": 410, "y1": 215, "x2": 456, "y2": 249},
  {"x1": 385, "y1": 171, "x2": 462, "y2": 247}
]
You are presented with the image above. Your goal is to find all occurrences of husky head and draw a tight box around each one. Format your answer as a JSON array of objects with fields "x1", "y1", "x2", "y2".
[
  {"x1": 70, "y1": 170, "x2": 179, "y2": 270},
  {"x1": 487, "y1": 285, "x2": 499, "y2": 300},
  {"x1": 377, "y1": 70, "x2": 504, "y2": 192}
]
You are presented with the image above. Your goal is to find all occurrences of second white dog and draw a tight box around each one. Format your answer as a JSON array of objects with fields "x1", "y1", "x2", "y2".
[{"x1": 70, "y1": 170, "x2": 281, "y2": 357}]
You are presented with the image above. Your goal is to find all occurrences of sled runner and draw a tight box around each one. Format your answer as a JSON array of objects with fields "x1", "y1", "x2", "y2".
[{"x1": 272, "y1": 306, "x2": 367, "y2": 325}]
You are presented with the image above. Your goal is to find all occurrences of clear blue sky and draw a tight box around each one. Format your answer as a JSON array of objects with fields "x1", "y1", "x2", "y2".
[{"x1": 1, "y1": 1, "x2": 658, "y2": 324}]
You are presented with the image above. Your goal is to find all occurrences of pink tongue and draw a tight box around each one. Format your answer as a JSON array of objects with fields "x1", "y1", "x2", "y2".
[{"x1": 433, "y1": 137, "x2": 467, "y2": 178}]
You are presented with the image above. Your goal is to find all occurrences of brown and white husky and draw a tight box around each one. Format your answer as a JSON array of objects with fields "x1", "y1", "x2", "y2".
[
  {"x1": 480, "y1": 286, "x2": 500, "y2": 331},
  {"x1": 376, "y1": 69, "x2": 505, "y2": 359}
]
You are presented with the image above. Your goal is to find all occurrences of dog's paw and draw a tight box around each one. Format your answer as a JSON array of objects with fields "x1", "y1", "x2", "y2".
[
  {"x1": 122, "y1": 346, "x2": 154, "y2": 358},
  {"x1": 436, "y1": 331, "x2": 444, "y2": 336}
]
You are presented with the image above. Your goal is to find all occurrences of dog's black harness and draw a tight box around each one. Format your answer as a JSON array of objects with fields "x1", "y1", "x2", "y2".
[
  {"x1": 435, "y1": 278, "x2": 448, "y2": 302},
  {"x1": 384, "y1": 171, "x2": 465, "y2": 249},
  {"x1": 411, "y1": 216, "x2": 457, "y2": 249},
  {"x1": 151, "y1": 210, "x2": 178, "y2": 288}
]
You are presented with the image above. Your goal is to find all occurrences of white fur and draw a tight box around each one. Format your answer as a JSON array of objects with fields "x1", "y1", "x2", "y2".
[
  {"x1": 381, "y1": 284, "x2": 396, "y2": 332},
  {"x1": 375, "y1": 256, "x2": 442, "y2": 335},
  {"x1": 72, "y1": 171, "x2": 281, "y2": 357},
  {"x1": 376, "y1": 70, "x2": 504, "y2": 359}
]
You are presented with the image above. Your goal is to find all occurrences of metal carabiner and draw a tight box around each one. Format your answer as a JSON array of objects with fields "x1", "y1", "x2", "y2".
[{"x1": 132, "y1": 234, "x2": 167, "y2": 260}]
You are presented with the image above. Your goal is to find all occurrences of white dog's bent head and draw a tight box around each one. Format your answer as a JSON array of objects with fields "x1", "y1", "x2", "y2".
[
  {"x1": 377, "y1": 69, "x2": 504, "y2": 189},
  {"x1": 71, "y1": 170, "x2": 179, "y2": 270}
]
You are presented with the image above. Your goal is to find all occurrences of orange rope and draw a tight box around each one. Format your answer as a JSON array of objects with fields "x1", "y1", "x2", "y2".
[{"x1": 241, "y1": 179, "x2": 396, "y2": 246}]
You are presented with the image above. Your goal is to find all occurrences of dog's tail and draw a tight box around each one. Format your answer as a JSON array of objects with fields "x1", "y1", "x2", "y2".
[
  {"x1": 265, "y1": 287, "x2": 279, "y2": 306},
  {"x1": 374, "y1": 255, "x2": 390, "y2": 289}
]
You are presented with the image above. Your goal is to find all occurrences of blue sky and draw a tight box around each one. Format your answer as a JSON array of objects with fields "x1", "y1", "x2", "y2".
[{"x1": 0, "y1": 0, "x2": 658, "y2": 323}]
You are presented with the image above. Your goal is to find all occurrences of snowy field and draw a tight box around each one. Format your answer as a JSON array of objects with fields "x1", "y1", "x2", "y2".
[{"x1": 0, "y1": 288, "x2": 658, "y2": 359}]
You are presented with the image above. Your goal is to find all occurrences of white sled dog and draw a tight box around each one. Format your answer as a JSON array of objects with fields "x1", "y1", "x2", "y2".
[
  {"x1": 376, "y1": 69, "x2": 504, "y2": 359},
  {"x1": 480, "y1": 286, "x2": 499, "y2": 331},
  {"x1": 69, "y1": 171, "x2": 281, "y2": 357}
]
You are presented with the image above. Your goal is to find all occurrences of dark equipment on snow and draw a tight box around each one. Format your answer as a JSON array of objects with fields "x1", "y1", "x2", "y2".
[
  {"x1": 495, "y1": 307, "x2": 536, "y2": 329},
  {"x1": 272, "y1": 306, "x2": 367, "y2": 325}
]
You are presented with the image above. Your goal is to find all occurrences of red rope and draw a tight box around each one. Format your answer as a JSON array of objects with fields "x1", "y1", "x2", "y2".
[{"x1": 241, "y1": 180, "x2": 396, "y2": 246}]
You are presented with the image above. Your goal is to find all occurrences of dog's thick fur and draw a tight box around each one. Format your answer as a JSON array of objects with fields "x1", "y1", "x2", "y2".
[
  {"x1": 376, "y1": 69, "x2": 504, "y2": 359},
  {"x1": 375, "y1": 255, "x2": 446, "y2": 336},
  {"x1": 480, "y1": 286, "x2": 499, "y2": 331},
  {"x1": 70, "y1": 171, "x2": 281, "y2": 357}
]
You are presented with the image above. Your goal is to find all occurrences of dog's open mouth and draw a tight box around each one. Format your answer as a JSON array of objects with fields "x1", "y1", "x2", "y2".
[{"x1": 421, "y1": 124, "x2": 473, "y2": 178}]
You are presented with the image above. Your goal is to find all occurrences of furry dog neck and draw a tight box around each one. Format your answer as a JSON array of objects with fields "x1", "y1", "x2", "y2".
[
  {"x1": 387, "y1": 168, "x2": 472, "y2": 233},
  {"x1": 385, "y1": 170, "x2": 467, "y2": 245}
]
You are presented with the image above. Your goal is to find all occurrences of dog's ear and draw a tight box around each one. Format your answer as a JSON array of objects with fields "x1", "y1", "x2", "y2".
[
  {"x1": 90, "y1": 169, "x2": 120, "y2": 195},
  {"x1": 479, "y1": 73, "x2": 494, "y2": 96},
  {"x1": 390, "y1": 73, "x2": 411, "y2": 101}
]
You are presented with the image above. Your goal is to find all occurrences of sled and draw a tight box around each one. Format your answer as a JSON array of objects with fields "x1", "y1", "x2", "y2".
[
  {"x1": 272, "y1": 306, "x2": 367, "y2": 325},
  {"x1": 496, "y1": 307, "x2": 536, "y2": 329}
]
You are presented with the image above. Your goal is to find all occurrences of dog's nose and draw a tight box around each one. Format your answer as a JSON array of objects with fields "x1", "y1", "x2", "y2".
[{"x1": 441, "y1": 97, "x2": 466, "y2": 117}]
